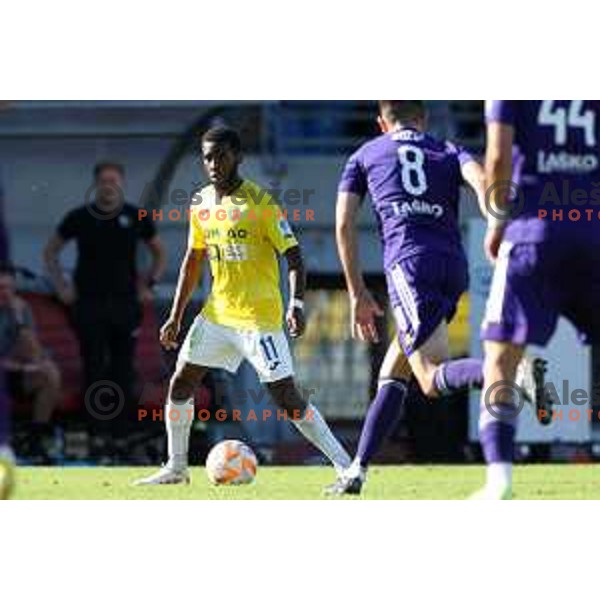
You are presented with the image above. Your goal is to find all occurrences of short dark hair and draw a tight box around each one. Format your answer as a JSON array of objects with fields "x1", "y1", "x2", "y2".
[
  {"x1": 378, "y1": 101, "x2": 426, "y2": 124},
  {"x1": 0, "y1": 262, "x2": 16, "y2": 277},
  {"x1": 93, "y1": 161, "x2": 125, "y2": 180},
  {"x1": 201, "y1": 126, "x2": 242, "y2": 154}
]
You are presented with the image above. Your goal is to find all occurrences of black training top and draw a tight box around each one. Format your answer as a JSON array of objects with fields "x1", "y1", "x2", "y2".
[{"x1": 57, "y1": 203, "x2": 156, "y2": 298}]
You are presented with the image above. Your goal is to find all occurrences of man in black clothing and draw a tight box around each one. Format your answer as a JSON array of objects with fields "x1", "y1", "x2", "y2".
[{"x1": 44, "y1": 162, "x2": 166, "y2": 419}]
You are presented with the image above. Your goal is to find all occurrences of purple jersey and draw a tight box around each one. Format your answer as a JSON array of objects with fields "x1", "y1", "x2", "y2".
[
  {"x1": 486, "y1": 100, "x2": 600, "y2": 242},
  {"x1": 338, "y1": 129, "x2": 474, "y2": 270},
  {"x1": 483, "y1": 101, "x2": 600, "y2": 346}
]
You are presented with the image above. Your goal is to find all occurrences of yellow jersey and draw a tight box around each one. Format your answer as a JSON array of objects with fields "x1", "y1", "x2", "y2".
[{"x1": 188, "y1": 179, "x2": 299, "y2": 331}]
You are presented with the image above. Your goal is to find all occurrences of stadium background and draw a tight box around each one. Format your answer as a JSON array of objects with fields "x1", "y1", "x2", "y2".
[{"x1": 0, "y1": 100, "x2": 597, "y2": 468}]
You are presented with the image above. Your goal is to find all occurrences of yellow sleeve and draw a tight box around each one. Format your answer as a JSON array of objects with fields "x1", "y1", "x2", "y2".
[
  {"x1": 188, "y1": 209, "x2": 206, "y2": 250},
  {"x1": 260, "y1": 199, "x2": 298, "y2": 254}
]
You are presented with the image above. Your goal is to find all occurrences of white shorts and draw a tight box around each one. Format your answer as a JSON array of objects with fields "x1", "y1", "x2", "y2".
[{"x1": 177, "y1": 315, "x2": 294, "y2": 383}]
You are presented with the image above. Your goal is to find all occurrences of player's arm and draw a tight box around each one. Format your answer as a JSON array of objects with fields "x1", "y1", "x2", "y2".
[
  {"x1": 336, "y1": 191, "x2": 383, "y2": 342},
  {"x1": 484, "y1": 101, "x2": 516, "y2": 261},
  {"x1": 485, "y1": 121, "x2": 515, "y2": 262},
  {"x1": 336, "y1": 191, "x2": 366, "y2": 296},
  {"x1": 283, "y1": 245, "x2": 306, "y2": 338},
  {"x1": 485, "y1": 122, "x2": 514, "y2": 218},
  {"x1": 460, "y1": 159, "x2": 488, "y2": 219},
  {"x1": 260, "y1": 201, "x2": 306, "y2": 338},
  {"x1": 170, "y1": 247, "x2": 204, "y2": 325},
  {"x1": 161, "y1": 210, "x2": 206, "y2": 350},
  {"x1": 161, "y1": 247, "x2": 205, "y2": 350}
]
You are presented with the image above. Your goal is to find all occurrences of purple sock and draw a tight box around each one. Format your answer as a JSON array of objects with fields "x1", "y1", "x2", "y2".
[
  {"x1": 479, "y1": 403, "x2": 517, "y2": 464},
  {"x1": 434, "y1": 358, "x2": 483, "y2": 396},
  {"x1": 357, "y1": 379, "x2": 408, "y2": 468}
]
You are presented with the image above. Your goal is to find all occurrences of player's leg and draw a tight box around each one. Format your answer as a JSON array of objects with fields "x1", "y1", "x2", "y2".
[
  {"x1": 473, "y1": 340, "x2": 523, "y2": 500},
  {"x1": 135, "y1": 316, "x2": 242, "y2": 485},
  {"x1": 135, "y1": 362, "x2": 209, "y2": 485},
  {"x1": 387, "y1": 255, "x2": 484, "y2": 399},
  {"x1": 244, "y1": 329, "x2": 351, "y2": 474},
  {"x1": 406, "y1": 320, "x2": 521, "y2": 398},
  {"x1": 333, "y1": 319, "x2": 475, "y2": 494},
  {"x1": 342, "y1": 326, "x2": 482, "y2": 489},
  {"x1": 331, "y1": 257, "x2": 472, "y2": 495},
  {"x1": 354, "y1": 342, "x2": 411, "y2": 462},
  {"x1": 166, "y1": 362, "x2": 209, "y2": 473},
  {"x1": 266, "y1": 376, "x2": 351, "y2": 474},
  {"x1": 408, "y1": 308, "x2": 545, "y2": 414},
  {"x1": 472, "y1": 241, "x2": 559, "y2": 499},
  {"x1": 327, "y1": 340, "x2": 411, "y2": 494}
]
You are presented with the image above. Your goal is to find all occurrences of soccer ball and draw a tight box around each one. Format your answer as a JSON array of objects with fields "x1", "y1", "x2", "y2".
[{"x1": 205, "y1": 440, "x2": 257, "y2": 485}]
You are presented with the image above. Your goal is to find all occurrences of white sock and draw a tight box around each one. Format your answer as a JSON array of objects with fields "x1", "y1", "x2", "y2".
[
  {"x1": 292, "y1": 404, "x2": 351, "y2": 473},
  {"x1": 166, "y1": 397, "x2": 194, "y2": 470},
  {"x1": 345, "y1": 456, "x2": 366, "y2": 479},
  {"x1": 487, "y1": 462, "x2": 512, "y2": 491}
]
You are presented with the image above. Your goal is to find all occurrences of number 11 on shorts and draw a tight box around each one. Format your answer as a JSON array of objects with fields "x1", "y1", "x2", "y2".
[
  {"x1": 259, "y1": 335, "x2": 279, "y2": 361},
  {"x1": 259, "y1": 335, "x2": 283, "y2": 372}
]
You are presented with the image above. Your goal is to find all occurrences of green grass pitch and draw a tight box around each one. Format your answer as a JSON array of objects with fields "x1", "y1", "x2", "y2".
[{"x1": 10, "y1": 464, "x2": 600, "y2": 499}]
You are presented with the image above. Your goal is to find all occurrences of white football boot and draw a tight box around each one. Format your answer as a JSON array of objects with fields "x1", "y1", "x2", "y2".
[
  {"x1": 133, "y1": 462, "x2": 190, "y2": 486},
  {"x1": 325, "y1": 458, "x2": 367, "y2": 496},
  {"x1": 469, "y1": 485, "x2": 512, "y2": 500}
]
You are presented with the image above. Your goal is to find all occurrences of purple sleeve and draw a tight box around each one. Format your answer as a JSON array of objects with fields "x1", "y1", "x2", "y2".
[
  {"x1": 485, "y1": 100, "x2": 516, "y2": 126},
  {"x1": 446, "y1": 142, "x2": 476, "y2": 167},
  {"x1": 338, "y1": 150, "x2": 367, "y2": 197},
  {"x1": 457, "y1": 145, "x2": 475, "y2": 166}
]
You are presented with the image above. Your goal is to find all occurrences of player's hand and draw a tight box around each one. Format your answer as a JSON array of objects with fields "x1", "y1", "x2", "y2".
[
  {"x1": 484, "y1": 226, "x2": 505, "y2": 263},
  {"x1": 160, "y1": 317, "x2": 181, "y2": 350},
  {"x1": 286, "y1": 305, "x2": 306, "y2": 339},
  {"x1": 57, "y1": 283, "x2": 77, "y2": 306},
  {"x1": 350, "y1": 288, "x2": 384, "y2": 343}
]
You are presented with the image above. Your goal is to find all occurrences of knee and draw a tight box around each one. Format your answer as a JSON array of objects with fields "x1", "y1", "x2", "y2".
[
  {"x1": 169, "y1": 373, "x2": 196, "y2": 402},
  {"x1": 484, "y1": 343, "x2": 522, "y2": 380},
  {"x1": 267, "y1": 377, "x2": 307, "y2": 414}
]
